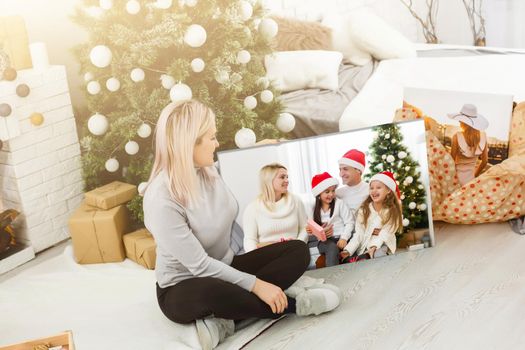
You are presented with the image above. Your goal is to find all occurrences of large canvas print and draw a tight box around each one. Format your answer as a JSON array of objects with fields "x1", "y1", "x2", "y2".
[
  {"x1": 218, "y1": 119, "x2": 434, "y2": 270},
  {"x1": 403, "y1": 87, "x2": 514, "y2": 186}
]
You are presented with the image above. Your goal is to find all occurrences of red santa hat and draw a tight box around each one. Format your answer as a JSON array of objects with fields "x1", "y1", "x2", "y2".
[
  {"x1": 311, "y1": 172, "x2": 339, "y2": 197},
  {"x1": 370, "y1": 171, "x2": 401, "y2": 199},
  {"x1": 338, "y1": 149, "x2": 366, "y2": 173}
]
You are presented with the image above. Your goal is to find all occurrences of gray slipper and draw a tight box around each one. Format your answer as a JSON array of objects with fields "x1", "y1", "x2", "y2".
[
  {"x1": 295, "y1": 288, "x2": 340, "y2": 316},
  {"x1": 509, "y1": 216, "x2": 525, "y2": 235},
  {"x1": 196, "y1": 317, "x2": 235, "y2": 350}
]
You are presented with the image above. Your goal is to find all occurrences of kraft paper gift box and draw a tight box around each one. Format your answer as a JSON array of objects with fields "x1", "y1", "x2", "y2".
[
  {"x1": 84, "y1": 181, "x2": 137, "y2": 210},
  {"x1": 1, "y1": 330, "x2": 75, "y2": 350},
  {"x1": 123, "y1": 228, "x2": 156, "y2": 269},
  {"x1": 68, "y1": 202, "x2": 129, "y2": 264},
  {"x1": 0, "y1": 16, "x2": 32, "y2": 70}
]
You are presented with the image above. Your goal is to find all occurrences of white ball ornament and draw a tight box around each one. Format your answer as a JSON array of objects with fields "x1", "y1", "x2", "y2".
[
  {"x1": 385, "y1": 133, "x2": 390, "y2": 139},
  {"x1": 236, "y1": 50, "x2": 251, "y2": 64},
  {"x1": 106, "y1": 77, "x2": 120, "y2": 92},
  {"x1": 398, "y1": 151, "x2": 407, "y2": 159},
  {"x1": 382, "y1": 154, "x2": 387, "y2": 160},
  {"x1": 406, "y1": 176, "x2": 414, "y2": 184},
  {"x1": 160, "y1": 74, "x2": 175, "y2": 89},
  {"x1": 87, "y1": 81, "x2": 101, "y2": 95},
  {"x1": 170, "y1": 83, "x2": 192, "y2": 103},
  {"x1": 401, "y1": 194, "x2": 405, "y2": 200},
  {"x1": 402, "y1": 218, "x2": 410, "y2": 227},
  {"x1": 405, "y1": 166, "x2": 411, "y2": 171},
  {"x1": 257, "y1": 77, "x2": 270, "y2": 89},
  {"x1": 125, "y1": 141, "x2": 139, "y2": 155},
  {"x1": 392, "y1": 139, "x2": 397, "y2": 143},
  {"x1": 276, "y1": 113, "x2": 295, "y2": 133},
  {"x1": 105, "y1": 158, "x2": 120, "y2": 172},
  {"x1": 386, "y1": 155, "x2": 395, "y2": 163},
  {"x1": 418, "y1": 203, "x2": 427, "y2": 211},
  {"x1": 90, "y1": 45, "x2": 112, "y2": 68},
  {"x1": 88, "y1": 113, "x2": 109, "y2": 136},
  {"x1": 155, "y1": 0, "x2": 173, "y2": 9},
  {"x1": 99, "y1": 0, "x2": 113, "y2": 10},
  {"x1": 191, "y1": 58, "x2": 205, "y2": 73},
  {"x1": 215, "y1": 70, "x2": 229, "y2": 84},
  {"x1": 243, "y1": 96, "x2": 257, "y2": 110},
  {"x1": 126, "y1": 0, "x2": 141, "y2": 14},
  {"x1": 260, "y1": 90, "x2": 273, "y2": 103},
  {"x1": 137, "y1": 123, "x2": 152, "y2": 138},
  {"x1": 235, "y1": 128, "x2": 256, "y2": 148},
  {"x1": 84, "y1": 72, "x2": 94, "y2": 82},
  {"x1": 130, "y1": 68, "x2": 145, "y2": 82},
  {"x1": 184, "y1": 24, "x2": 207, "y2": 48},
  {"x1": 258, "y1": 18, "x2": 278, "y2": 39},
  {"x1": 239, "y1": 1, "x2": 253, "y2": 21},
  {"x1": 418, "y1": 184, "x2": 424, "y2": 189},
  {"x1": 409, "y1": 202, "x2": 417, "y2": 210},
  {"x1": 138, "y1": 182, "x2": 148, "y2": 196}
]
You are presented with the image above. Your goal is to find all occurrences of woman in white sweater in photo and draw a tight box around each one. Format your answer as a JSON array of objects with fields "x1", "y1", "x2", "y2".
[
  {"x1": 143, "y1": 100, "x2": 341, "y2": 350},
  {"x1": 243, "y1": 163, "x2": 309, "y2": 253}
]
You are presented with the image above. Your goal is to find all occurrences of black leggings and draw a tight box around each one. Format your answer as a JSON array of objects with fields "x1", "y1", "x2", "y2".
[{"x1": 156, "y1": 240, "x2": 310, "y2": 324}]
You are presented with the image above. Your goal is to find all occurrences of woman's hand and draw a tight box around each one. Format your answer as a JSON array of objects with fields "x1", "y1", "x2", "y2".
[
  {"x1": 252, "y1": 278, "x2": 288, "y2": 314},
  {"x1": 306, "y1": 225, "x2": 313, "y2": 235},
  {"x1": 368, "y1": 246, "x2": 377, "y2": 258},
  {"x1": 337, "y1": 239, "x2": 347, "y2": 250}
]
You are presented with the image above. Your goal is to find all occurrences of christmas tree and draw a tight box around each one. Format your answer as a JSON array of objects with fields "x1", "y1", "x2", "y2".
[
  {"x1": 364, "y1": 123, "x2": 429, "y2": 233},
  {"x1": 72, "y1": 0, "x2": 286, "y2": 223}
]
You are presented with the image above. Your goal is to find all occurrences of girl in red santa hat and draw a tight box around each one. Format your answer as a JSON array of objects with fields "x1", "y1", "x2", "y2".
[
  {"x1": 307, "y1": 172, "x2": 354, "y2": 267},
  {"x1": 340, "y1": 171, "x2": 403, "y2": 263}
]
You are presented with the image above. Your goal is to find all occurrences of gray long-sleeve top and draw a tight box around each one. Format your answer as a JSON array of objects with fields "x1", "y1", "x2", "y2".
[{"x1": 143, "y1": 168, "x2": 256, "y2": 291}]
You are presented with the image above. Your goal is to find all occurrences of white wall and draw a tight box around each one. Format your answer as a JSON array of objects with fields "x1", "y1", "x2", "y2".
[
  {"x1": 485, "y1": 0, "x2": 525, "y2": 48},
  {"x1": 0, "y1": 0, "x2": 87, "y2": 108}
]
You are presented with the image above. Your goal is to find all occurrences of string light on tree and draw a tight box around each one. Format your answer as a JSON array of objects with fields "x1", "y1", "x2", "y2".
[
  {"x1": 105, "y1": 158, "x2": 119, "y2": 172},
  {"x1": 125, "y1": 141, "x2": 139, "y2": 155},
  {"x1": 191, "y1": 58, "x2": 205, "y2": 73},
  {"x1": 160, "y1": 74, "x2": 175, "y2": 89},
  {"x1": 234, "y1": 127, "x2": 256, "y2": 148},
  {"x1": 236, "y1": 50, "x2": 251, "y2": 64},
  {"x1": 184, "y1": 24, "x2": 207, "y2": 48},
  {"x1": 87, "y1": 81, "x2": 101, "y2": 95},
  {"x1": 130, "y1": 68, "x2": 145, "y2": 82},
  {"x1": 230, "y1": 72, "x2": 242, "y2": 83},
  {"x1": 88, "y1": 113, "x2": 109, "y2": 135},
  {"x1": 243, "y1": 96, "x2": 257, "y2": 110},
  {"x1": 169, "y1": 83, "x2": 192, "y2": 103},
  {"x1": 260, "y1": 90, "x2": 273, "y2": 103},
  {"x1": 137, "y1": 123, "x2": 152, "y2": 138},
  {"x1": 276, "y1": 112, "x2": 295, "y2": 133},
  {"x1": 126, "y1": 0, "x2": 141, "y2": 14},
  {"x1": 89, "y1": 45, "x2": 112, "y2": 68},
  {"x1": 106, "y1": 77, "x2": 120, "y2": 92},
  {"x1": 256, "y1": 77, "x2": 270, "y2": 89},
  {"x1": 214, "y1": 70, "x2": 229, "y2": 84},
  {"x1": 84, "y1": 72, "x2": 94, "y2": 82}
]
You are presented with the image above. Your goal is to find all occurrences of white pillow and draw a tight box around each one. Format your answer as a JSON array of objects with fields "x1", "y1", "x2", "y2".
[
  {"x1": 322, "y1": 8, "x2": 416, "y2": 66},
  {"x1": 265, "y1": 50, "x2": 343, "y2": 92}
]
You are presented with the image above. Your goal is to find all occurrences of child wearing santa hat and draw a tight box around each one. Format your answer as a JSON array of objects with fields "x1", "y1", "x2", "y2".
[
  {"x1": 307, "y1": 172, "x2": 354, "y2": 267},
  {"x1": 340, "y1": 171, "x2": 404, "y2": 263}
]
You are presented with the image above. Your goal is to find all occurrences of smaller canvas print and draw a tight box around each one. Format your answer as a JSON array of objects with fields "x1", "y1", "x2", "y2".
[
  {"x1": 403, "y1": 87, "x2": 514, "y2": 187},
  {"x1": 218, "y1": 119, "x2": 434, "y2": 270}
]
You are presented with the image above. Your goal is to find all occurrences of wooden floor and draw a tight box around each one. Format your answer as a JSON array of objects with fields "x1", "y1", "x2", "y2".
[{"x1": 244, "y1": 221, "x2": 525, "y2": 350}]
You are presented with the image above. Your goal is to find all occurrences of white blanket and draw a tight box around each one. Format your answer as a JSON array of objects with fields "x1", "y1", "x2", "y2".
[
  {"x1": 339, "y1": 53, "x2": 525, "y2": 131},
  {"x1": 0, "y1": 245, "x2": 281, "y2": 349}
]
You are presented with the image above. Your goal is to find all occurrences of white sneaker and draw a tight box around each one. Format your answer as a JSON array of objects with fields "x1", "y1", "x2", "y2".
[
  {"x1": 196, "y1": 317, "x2": 235, "y2": 350},
  {"x1": 295, "y1": 287, "x2": 341, "y2": 316}
]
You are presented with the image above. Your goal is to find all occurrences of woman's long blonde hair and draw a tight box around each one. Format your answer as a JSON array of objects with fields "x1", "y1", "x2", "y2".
[
  {"x1": 146, "y1": 100, "x2": 217, "y2": 208},
  {"x1": 258, "y1": 163, "x2": 288, "y2": 210},
  {"x1": 460, "y1": 122, "x2": 481, "y2": 149},
  {"x1": 360, "y1": 186, "x2": 403, "y2": 234}
]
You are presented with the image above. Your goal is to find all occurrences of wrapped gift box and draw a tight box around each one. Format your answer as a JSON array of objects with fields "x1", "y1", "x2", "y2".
[
  {"x1": 0, "y1": 16, "x2": 32, "y2": 70},
  {"x1": 84, "y1": 181, "x2": 137, "y2": 210},
  {"x1": 68, "y1": 202, "x2": 129, "y2": 264},
  {"x1": 123, "y1": 228, "x2": 156, "y2": 269},
  {"x1": 1, "y1": 330, "x2": 75, "y2": 350}
]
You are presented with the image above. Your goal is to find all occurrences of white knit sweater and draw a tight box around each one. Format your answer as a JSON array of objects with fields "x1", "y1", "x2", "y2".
[
  {"x1": 343, "y1": 203, "x2": 397, "y2": 256},
  {"x1": 306, "y1": 199, "x2": 354, "y2": 241},
  {"x1": 242, "y1": 193, "x2": 308, "y2": 252}
]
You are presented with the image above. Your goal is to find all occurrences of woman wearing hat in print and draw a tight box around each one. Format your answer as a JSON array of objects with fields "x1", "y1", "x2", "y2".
[{"x1": 448, "y1": 104, "x2": 489, "y2": 186}]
